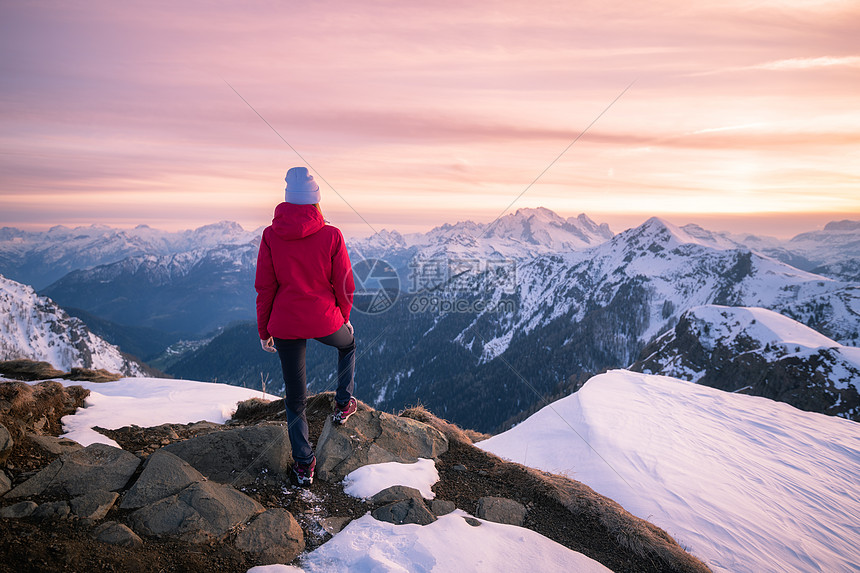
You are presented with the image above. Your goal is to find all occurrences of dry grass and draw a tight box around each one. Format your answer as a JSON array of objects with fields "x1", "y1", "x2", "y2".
[
  {"x1": 399, "y1": 405, "x2": 492, "y2": 445},
  {"x1": 63, "y1": 367, "x2": 122, "y2": 383},
  {"x1": 0, "y1": 359, "x2": 66, "y2": 381}
]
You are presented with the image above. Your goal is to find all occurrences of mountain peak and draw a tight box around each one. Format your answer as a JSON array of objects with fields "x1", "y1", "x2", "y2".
[{"x1": 822, "y1": 220, "x2": 860, "y2": 232}]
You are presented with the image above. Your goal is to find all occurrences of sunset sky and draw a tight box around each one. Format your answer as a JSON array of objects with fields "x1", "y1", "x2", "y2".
[{"x1": 1, "y1": 0, "x2": 858, "y2": 239}]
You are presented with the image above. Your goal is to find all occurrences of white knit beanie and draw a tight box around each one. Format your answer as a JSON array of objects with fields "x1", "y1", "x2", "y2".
[{"x1": 284, "y1": 167, "x2": 321, "y2": 204}]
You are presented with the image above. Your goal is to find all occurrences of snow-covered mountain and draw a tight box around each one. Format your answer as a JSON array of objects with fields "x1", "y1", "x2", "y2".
[
  {"x1": 350, "y1": 207, "x2": 614, "y2": 276},
  {"x1": 726, "y1": 219, "x2": 860, "y2": 281},
  {"x1": 479, "y1": 370, "x2": 860, "y2": 573},
  {"x1": 166, "y1": 215, "x2": 860, "y2": 433},
  {"x1": 631, "y1": 305, "x2": 860, "y2": 420},
  {"x1": 0, "y1": 275, "x2": 145, "y2": 375},
  {"x1": 0, "y1": 221, "x2": 258, "y2": 289},
  {"x1": 452, "y1": 217, "x2": 859, "y2": 362},
  {"x1": 40, "y1": 242, "x2": 260, "y2": 336}
]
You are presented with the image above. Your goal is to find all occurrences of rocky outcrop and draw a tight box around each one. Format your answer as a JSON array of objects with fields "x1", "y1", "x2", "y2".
[
  {"x1": 128, "y1": 480, "x2": 264, "y2": 543},
  {"x1": 5, "y1": 443, "x2": 140, "y2": 498},
  {"x1": 70, "y1": 490, "x2": 119, "y2": 521},
  {"x1": 372, "y1": 498, "x2": 437, "y2": 526},
  {"x1": 234, "y1": 508, "x2": 305, "y2": 565},
  {"x1": 0, "y1": 500, "x2": 37, "y2": 518},
  {"x1": 91, "y1": 521, "x2": 143, "y2": 548},
  {"x1": 316, "y1": 410, "x2": 449, "y2": 482},
  {"x1": 27, "y1": 434, "x2": 83, "y2": 456},
  {"x1": 162, "y1": 423, "x2": 291, "y2": 486},
  {"x1": 476, "y1": 496, "x2": 527, "y2": 526},
  {"x1": 0, "y1": 423, "x2": 12, "y2": 464},
  {"x1": 120, "y1": 449, "x2": 206, "y2": 509}
]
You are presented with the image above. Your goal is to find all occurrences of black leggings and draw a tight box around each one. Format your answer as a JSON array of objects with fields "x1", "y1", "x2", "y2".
[{"x1": 274, "y1": 324, "x2": 356, "y2": 464}]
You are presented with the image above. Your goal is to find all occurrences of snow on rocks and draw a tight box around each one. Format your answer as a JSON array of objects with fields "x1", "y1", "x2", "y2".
[{"x1": 343, "y1": 458, "x2": 438, "y2": 500}]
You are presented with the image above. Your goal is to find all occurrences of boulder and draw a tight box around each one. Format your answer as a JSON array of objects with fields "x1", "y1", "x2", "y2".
[
  {"x1": 430, "y1": 499, "x2": 456, "y2": 516},
  {"x1": 70, "y1": 490, "x2": 119, "y2": 521},
  {"x1": 129, "y1": 480, "x2": 264, "y2": 543},
  {"x1": 27, "y1": 434, "x2": 83, "y2": 456},
  {"x1": 0, "y1": 422, "x2": 12, "y2": 464},
  {"x1": 476, "y1": 496, "x2": 527, "y2": 526},
  {"x1": 369, "y1": 485, "x2": 425, "y2": 505},
  {"x1": 372, "y1": 498, "x2": 437, "y2": 526},
  {"x1": 0, "y1": 470, "x2": 10, "y2": 496},
  {"x1": 319, "y1": 516, "x2": 351, "y2": 535},
  {"x1": 92, "y1": 521, "x2": 143, "y2": 548},
  {"x1": 5, "y1": 443, "x2": 140, "y2": 498},
  {"x1": 0, "y1": 501, "x2": 37, "y2": 518},
  {"x1": 162, "y1": 423, "x2": 291, "y2": 486},
  {"x1": 234, "y1": 508, "x2": 305, "y2": 564},
  {"x1": 316, "y1": 411, "x2": 448, "y2": 482},
  {"x1": 32, "y1": 500, "x2": 71, "y2": 521},
  {"x1": 121, "y1": 449, "x2": 206, "y2": 509}
]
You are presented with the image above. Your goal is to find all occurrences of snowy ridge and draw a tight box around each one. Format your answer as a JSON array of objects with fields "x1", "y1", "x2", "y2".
[
  {"x1": 632, "y1": 305, "x2": 860, "y2": 419},
  {"x1": 452, "y1": 217, "x2": 860, "y2": 361},
  {"x1": 352, "y1": 207, "x2": 614, "y2": 261},
  {"x1": 0, "y1": 221, "x2": 258, "y2": 289},
  {"x1": 684, "y1": 305, "x2": 841, "y2": 355},
  {"x1": 0, "y1": 275, "x2": 145, "y2": 375},
  {"x1": 479, "y1": 370, "x2": 860, "y2": 573}
]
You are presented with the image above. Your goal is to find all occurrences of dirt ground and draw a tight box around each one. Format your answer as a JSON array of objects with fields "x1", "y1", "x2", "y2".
[{"x1": 1, "y1": 388, "x2": 678, "y2": 573}]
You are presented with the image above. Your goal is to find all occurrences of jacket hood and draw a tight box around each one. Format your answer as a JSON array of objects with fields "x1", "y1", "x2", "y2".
[{"x1": 271, "y1": 202, "x2": 326, "y2": 240}]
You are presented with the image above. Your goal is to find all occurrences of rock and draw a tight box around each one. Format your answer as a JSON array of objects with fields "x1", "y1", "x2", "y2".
[
  {"x1": 475, "y1": 496, "x2": 527, "y2": 526},
  {"x1": 372, "y1": 498, "x2": 437, "y2": 526},
  {"x1": 430, "y1": 499, "x2": 456, "y2": 516},
  {"x1": 452, "y1": 464, "x2": 467, "y2": 473},
  {"x1": 0, "y1": 422, "x2": 12, "y2": 464},
  {"x1": 368, "y1": 485, "x2": 425, "y2": 505},
  {"x1": 27, "y1": 433, "x2": 84, "y2": 456},
  {"x1": 92, "y1": 521, "x2": 143, "y2": 548},
  {"x1": 32, "y1": 500, "x2": 70, "y2": 521},
  {"x1": 0, "y1": 501, "x2": 37, "y2": 518},
  {"x1": 316, "y1": 410, "x2": 448, "y2": 482},
  {"x1": 5, "y1": 443, "x2": 140, "y2": 498},
  {"x1": 70, "y1": 490, "x2": 119, "y2": 521},
  {"x1": 129, "y1": 480, "x2": 264, "y2": 543},
  {"x1": 319, "y1": 516, "x2": 350, "y2": 535},
  {"x1": 162, "y1": 423, "x2": 291, "y2": 486},
  {"x1": 0, "y1": 470, "x2": 10, "y2": 496},
  {"x1": 234, "y1": 508, "x2": 305, "y2": 565},
  {"x1": 463, "y1": 516, "x2": 482, "y2": 527},
  {"x1": 121, "y1": 449, "x2": 206, "y2": 509}
]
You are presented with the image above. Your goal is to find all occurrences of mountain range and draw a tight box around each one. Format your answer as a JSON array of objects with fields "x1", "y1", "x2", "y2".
[{"x1": 1, "y1": 209, "x2": 858, "y2": 432}]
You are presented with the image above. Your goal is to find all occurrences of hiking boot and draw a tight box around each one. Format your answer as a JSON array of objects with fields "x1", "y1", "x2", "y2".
[
  {"x1": 292, "y1": 457, "x2": 316, "y2": 487},
  {"x1": 332, "y1": 397, "x2": 357, "y2": 424}
]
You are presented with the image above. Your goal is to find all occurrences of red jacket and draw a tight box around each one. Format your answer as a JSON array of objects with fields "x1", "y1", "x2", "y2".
[{"x1": 255, "y1": 203, "x2": 355, "y2": 340}]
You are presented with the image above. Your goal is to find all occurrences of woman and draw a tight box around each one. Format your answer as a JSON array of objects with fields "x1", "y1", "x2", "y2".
[{"x1": 255, "y1": 166, "x2": 357, "y2": 486}]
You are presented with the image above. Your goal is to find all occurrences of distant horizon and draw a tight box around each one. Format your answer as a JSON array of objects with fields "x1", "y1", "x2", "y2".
[
  {"x1": 2, "y1": 2, "x2": 858, "y2": 244},
  {"x1": 3, "y1": 206, "x2": 858, "y2": 241}
]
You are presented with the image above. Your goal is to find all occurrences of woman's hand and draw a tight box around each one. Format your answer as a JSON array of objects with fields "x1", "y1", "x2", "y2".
[
  {"x1": 345, "y1": 321, "x2": 354, "y2": 335},
  {"x1": 261, "y1": 337, "x2": 277, "y2": 353}
]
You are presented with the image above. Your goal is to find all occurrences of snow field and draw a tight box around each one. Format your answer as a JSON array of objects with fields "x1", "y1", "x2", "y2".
[{"x1": 479, "y1": 370, "x2": 860, "y2": 573}]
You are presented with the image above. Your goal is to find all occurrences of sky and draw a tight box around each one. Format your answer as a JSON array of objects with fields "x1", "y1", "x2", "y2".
[{"x1": 1, "y1": 0, "x2": 859, "y2": 239}]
